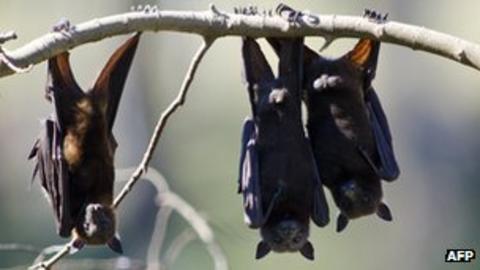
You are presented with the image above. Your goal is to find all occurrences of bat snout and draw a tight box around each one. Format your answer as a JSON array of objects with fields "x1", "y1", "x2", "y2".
[
  {"x1": 340, "y1": 180, "x2": 360, "y2": 200},
  {"x1": 273, "y1": 220, "x2": 309, "y2": 252},
  {"x1": 81, "y1": 204, "x2": 116, "y2": 244},
  {"x1": 277, "y1": 220, "x2": 300, "y2": 239}
]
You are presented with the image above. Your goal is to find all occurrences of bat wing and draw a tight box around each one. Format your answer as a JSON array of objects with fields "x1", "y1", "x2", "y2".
[
  {"x1": 46, "y1": 52, "x2": 84, "y2": 132},
  {"x1": 29, "y1": 119, "x2": 73, "y2": 237},
  {"x1": 241, "y1": 37, "x2": 275, "y2": 115},
  {"x1": 91, "y1": 33, "x2": 141, "y2": 132},
  {"x1": 29, "y1": 51, "x2": 85, "y2": 237},
  {"x1": 238, "y1": 118, "x2": 264, "y2": 228},
  {"x1": 309, "y1": 137, "x2": 330, "y2": 227},
  {"x1": 276, "y1": 38, "x2": 330, "y2": 227},
  {"x1": 91, "y1": 33, "x2": 141, "y2": 153},
  {"x1": 365, "y1": 88, "x2": 400, "y2": 181},
  {"x1": 344, "y1": 38, "x2": 400, "y2": 181}
]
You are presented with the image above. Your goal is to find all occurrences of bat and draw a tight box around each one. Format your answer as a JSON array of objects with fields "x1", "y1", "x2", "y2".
[
  {"x1": 268, "y1": 8, "x2": 399, "y2": 233},
  {"x1": 28, "y1": 33, "x2": 140, "y2": 253},
  {"x1": 238, "y1": 36, "x2": 329, "y2": 260}
]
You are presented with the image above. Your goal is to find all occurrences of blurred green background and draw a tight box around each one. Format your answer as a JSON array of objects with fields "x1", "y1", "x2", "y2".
[{"x1": 0, "y1": 0, "x2": 479, "y2": 269}]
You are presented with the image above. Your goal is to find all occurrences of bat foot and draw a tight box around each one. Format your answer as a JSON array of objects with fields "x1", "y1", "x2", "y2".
[
  {"x1": 52, "y1": 17, "x2": 75, "y2": 33},
  {"x1": 275, "y1": 3, "x2": 320, "y2": 26},
  {"x1": 234, "y1": 5, "x2": 259, "y2": 16},
  {"x1": 130, "y1": 5, "x2": 159, "y2": 13},
  {"x1": 363, "y1": 9, "x2": 388, "y2": 23}
]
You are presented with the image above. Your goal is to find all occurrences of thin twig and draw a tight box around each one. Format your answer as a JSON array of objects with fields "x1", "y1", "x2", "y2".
[
  {"x1": 29, "y1": 240, "x2": 74, "y2": 270},
  {"x1": 160, "y1": 192, "x2": 228, "y2": 270},
  {"x1": 32, "y1": 244, "x2": 69, "y2": 264},
  {"x1": 117, "y1": 167, "x2": 228, "y2": 270},
  {"x1": 113, "y1": 37, "x2": 214, "y2": 208},
  {"x1": 0, "y1": 31, "x2": 17, "y2": 44}
]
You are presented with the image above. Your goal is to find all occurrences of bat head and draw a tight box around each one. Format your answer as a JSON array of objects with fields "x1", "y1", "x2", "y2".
[
  {"x1": 75, "y1": 203, "x2": 123, "y2": 253},
  {"x1": 257, "y1": 219, "x2": 314, "y2": 260},
  {"x1": 332, "y1": 179, "x2": 393, "y2": 232},
  {"x1": 332, "y1": 178, "x2": 381, "y2": 219},
  {"x1": 303, "y1": 38, "x2": 379, "y2": 103}
]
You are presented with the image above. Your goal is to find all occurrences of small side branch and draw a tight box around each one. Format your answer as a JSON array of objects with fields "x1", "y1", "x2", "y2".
[
  {"x1": 113, "y1": 37, "x2": 214, "y2": 208},
  {"x1": 160, "y1": 192, "x2": 228, "y2": 270},
  {"x1": 0, "y1": 31, "x2": 17, "y2": 44},
  {"x1": 29, "y1": 241, "x2": 74, "y2": 270}
]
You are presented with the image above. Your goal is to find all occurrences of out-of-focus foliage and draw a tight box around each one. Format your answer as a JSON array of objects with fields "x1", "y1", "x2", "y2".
[{"x1": 0, "y1": 0, "x2": 479, "y2": 269}]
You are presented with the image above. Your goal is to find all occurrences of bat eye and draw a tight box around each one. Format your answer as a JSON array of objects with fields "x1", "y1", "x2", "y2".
[
  {"x1": 363, "y1": 196, "x2": 371, "y2": 203},
  {"x1": 292, "y1": 236, "x2": 302, "y2": 244},
  {"x1": 273, "y1": 236, "x2": 282, "y2": 244}
]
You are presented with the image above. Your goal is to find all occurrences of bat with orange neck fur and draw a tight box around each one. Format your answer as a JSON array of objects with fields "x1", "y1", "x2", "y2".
[
  {"x1": 267, "y1": 8, "x2": 399, "y2": 232},
  {"x1": 29, "y1": 32, "x2": 140, "y2": 253}
]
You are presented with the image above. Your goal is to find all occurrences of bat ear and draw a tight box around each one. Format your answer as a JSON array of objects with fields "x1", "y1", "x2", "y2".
[
  {"x1": 342, "y1": 38, "x2": 379, "y2": 77},
  {"x1": 70, "y1": 239, "x2": 85, "y2": 255},
  {"x1": 277, "y1": 37, "x2": 303, "y2": 78},
  {"x1": 242, "y1": 37, "x2": 274, "y2": 87},
  {"x1": 107, "y1": 234, "x2": 124, "y2": 254},
  {"x1": 376, "y1": 202, "x2": 393, "y2": 221},
  {"x1": 336, "y1": 213, "x2": 349, "y2": 233},
  {"x1": 255, "y1": 241, "x2": 271, "y2": 259},
  {"x1": 47, "y1": 51, "x2": 83, "y2": 96},
  {"x1": 92, "y1": 33, "x2": 141, "y2": 130},
  {"x1": 47, "y1": 52, "x2": 84, "y2": 130},
  {"x1": 299, "y1": 241, "x2": 315, "y2": 260}
]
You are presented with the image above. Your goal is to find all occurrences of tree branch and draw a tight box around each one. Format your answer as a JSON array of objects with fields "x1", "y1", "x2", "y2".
[
  {"x1": 1, "y1": 5, "x2": 480, "y2": 79},
  {"x1": 113, "y1": 37, "x2": 214, "y2": 208}
]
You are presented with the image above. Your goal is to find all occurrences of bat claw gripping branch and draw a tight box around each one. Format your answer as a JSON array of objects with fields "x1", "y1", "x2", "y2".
[
  {"x1": 52, "y1": 17, "x2": 75, "y2": 33},
  {"x1": 363, "y1": 9, "x2": 388, "y2": 23},
  {"x1": 275, "y1": 3, "x2": 320, "y2": 26}
]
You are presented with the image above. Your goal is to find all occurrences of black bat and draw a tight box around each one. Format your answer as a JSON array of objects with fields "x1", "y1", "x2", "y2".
[
  {"x1": 268, "y1": 8, "x2": 399, "y2": 233},
  {"x1": 239, "y1": 37, "x2": 329, "y2": 260},
  {"x1": 28, "y1": 33, "x2": 140, "y2": 252}
]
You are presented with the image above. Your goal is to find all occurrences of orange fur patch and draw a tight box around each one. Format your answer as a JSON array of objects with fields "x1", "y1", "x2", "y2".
[
  {"x1": 349, "y1": 39, "x2": 372, "y2": 66},
  {"x1": 63, "y1": 98, "x2": 94, "y2": 168}
]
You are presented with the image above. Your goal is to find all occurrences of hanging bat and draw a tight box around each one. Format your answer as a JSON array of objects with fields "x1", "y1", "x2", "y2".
[
  {"x1": 238, "y1": 36, "x2": 329, "y2": 260},
  {"x1": 267, "y1": 8, "x2": 399, "y2": 232},
  {"x1": 28, "y1": 32, "x2": 141, "y2": 253}
]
